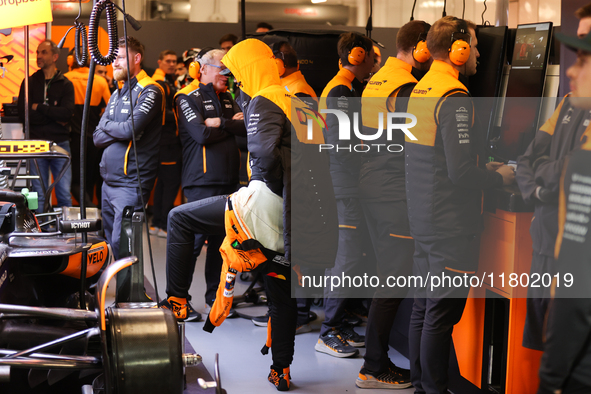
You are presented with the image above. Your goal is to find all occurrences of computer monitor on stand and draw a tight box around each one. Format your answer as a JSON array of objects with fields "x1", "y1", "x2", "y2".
[{"x1": 493, "y1": 22, "x2": 553, "y2": 163}]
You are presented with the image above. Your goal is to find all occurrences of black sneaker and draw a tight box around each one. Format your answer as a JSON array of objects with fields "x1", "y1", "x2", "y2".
[
  {"x1": 340, "y1": 323, "x2": 365, "y2": 347},
  {"x1": 268, "y1": 365, "x2": 290, "y2": 391},
  {"x1": 388, "y1": 360, "x2": 410, "y2": 380},
  {"x1": 252, "y1": 311, "x2": 270, "y2": 327},
  {"x1": 345, "y1": 305, "x2": 369, "y2": 323},
  {"x1": 343, "y1": 311, "x2": 363, "y2": 326},
  {"x1": 356, "y1": 367, "x2": 412, "y2": 389},
  {"x1": 314, "y1": 328, "x2": 359, "y2": 358}
]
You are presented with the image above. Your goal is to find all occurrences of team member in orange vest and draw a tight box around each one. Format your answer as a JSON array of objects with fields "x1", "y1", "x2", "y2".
[
  {"x1": 405, "y1": 17, "x2": 514, "y2": 393},
  {"x1": 274, "y1": 41, "x2": 317, "y2": 110},
  {"x1": 315, "y1": 32, "x2": 375, "y2": 359},
  {"x1": 356, "y1": 20, "x2": 433, "y2": 390},
  {"x1": 93, "y1": 36, "x2": 164, "y2": 260},
  {"x1": 65, "y1": 49, "x2": 111, "y2": 208}
]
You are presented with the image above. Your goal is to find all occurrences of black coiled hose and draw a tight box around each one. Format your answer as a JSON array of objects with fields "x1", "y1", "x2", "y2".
[
  {"x1": 73, "y1": 21, "x2": 88, "y2": 67},
  {"x1": 88, "y1": 0, "x2": 118, "y2": 66}
]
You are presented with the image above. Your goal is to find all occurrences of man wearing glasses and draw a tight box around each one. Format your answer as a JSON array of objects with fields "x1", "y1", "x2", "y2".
[{"x1": 160, "y1": 48, "x2": 246, "y2": 320}]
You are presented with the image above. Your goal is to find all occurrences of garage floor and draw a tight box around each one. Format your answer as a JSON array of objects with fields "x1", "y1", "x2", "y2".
[{"x1": 139, "y1": 233, "x2": 414, "y2": 394}]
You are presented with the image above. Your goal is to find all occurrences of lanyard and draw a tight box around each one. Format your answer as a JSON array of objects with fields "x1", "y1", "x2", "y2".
[{"x1": 43, "y1": 72, "x2": 57, "y2": 104}]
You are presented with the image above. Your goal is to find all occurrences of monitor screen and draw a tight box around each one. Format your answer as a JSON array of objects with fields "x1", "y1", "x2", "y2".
[
  {"x1": 470, "y1": 26, "x2": 508, "y2": 98},
  {"x1": 469, "y1": 26, "x2": 508, "y2": 148},
  {"x1": 494, "y1": 22, "x2": 553, "y2": 162},
  {"x1": 511, "y1": 22, "x2": 552, "y2": 69}
]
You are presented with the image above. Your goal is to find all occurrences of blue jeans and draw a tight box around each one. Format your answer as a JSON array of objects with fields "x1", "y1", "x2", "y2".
[
  {"x1": 30, "y1": 140, "x2": 72, "y2": 212},
  {"x1": 101, "y1": 184, "x2": 147, "y2": 260}
]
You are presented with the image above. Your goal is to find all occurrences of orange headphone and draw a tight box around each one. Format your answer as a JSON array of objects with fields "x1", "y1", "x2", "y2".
[
  {"x1": 188, "y1": 47, "x2": 215, "y2": 81},
  {"x1": 449, "y1": 18, "x2": 471, "y2": 66},
  {"x1": 412, "y1": 22, "x2": 431, "y2": 63},
  {"x1": 272, "y1": 41, "x2": 299, "y2": 77},
  {"x1": 348, "y1": 45, "x2": 366, "y2": 66},
  {"x1": 188, "y1": 60, "x2": 201, "y2": 80},
  {"x1": 275, "y1": 54, "x2": 286, "y2": 77}
]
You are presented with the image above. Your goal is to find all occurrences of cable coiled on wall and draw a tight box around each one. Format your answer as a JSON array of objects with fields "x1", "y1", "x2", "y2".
[
  {"x1": 74, "y1": 21, "x2": 88, "y2": 67},
  {"x1": 88, "y1": 0, "x2": 118, "y2": 66}
]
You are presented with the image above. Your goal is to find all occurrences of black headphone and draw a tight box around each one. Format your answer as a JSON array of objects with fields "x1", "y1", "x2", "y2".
[{"x1": 272, "y1": 41, "x2": 298, "y2": 73}]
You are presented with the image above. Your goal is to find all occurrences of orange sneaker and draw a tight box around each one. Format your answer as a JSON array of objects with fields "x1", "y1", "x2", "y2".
[{"x1": 159, "y1": 297, "x2": 202, "y2": 322}]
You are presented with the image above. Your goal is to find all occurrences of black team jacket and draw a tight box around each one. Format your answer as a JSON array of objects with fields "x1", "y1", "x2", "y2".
[
  {"x1": 174, "y1": 81, "x2": 245, "y2": 189},
  {"x1": 93, "y1": 70, "x2": 164, "y2": 194},
  {"x1": 516, "y1": 95, "x2": 591, "y2": 257}
]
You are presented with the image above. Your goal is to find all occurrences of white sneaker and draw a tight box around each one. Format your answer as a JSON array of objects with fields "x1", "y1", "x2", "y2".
[
  {"x1": 149, "y1": 226, "x2": 159, "y2": 235},
  {"x1": 157, "y1": 228, "x2": 167, "y2": 238}
]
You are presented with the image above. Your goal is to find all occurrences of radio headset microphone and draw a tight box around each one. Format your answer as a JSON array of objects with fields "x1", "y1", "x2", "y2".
[
  {"x1": 56, "y1": 0, "x2": 88, "y2": 66},
  {"x1": 366, "y1": 0, "x2": 373, "y2": 38},
  {"x1": 126, "y1": 14, "x2": 143, "y2": 31},
  {"x1": 57, "y1": 31, "x2": 70, "y2": 49}
]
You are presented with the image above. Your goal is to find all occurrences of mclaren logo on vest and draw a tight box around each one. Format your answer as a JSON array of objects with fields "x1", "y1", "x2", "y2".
[{"x1": 413, "y1": 87, "x2": 432, "y2": 95}]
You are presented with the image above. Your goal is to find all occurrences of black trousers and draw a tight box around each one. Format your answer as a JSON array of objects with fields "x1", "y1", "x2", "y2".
[
  {"x1": 523, "y1": 253, "x2": 555, "y2": 351},
  {"x1": 151, "y1": 143, "x2": 182, "y2": 231},
  {"x1": 321, "y1": 197, "x2": 364, "y2": 336},
  {"x1": 265, "y1": 264, "x2": 298, "y2": 369},
  {"x1": 165, "y1": 193, "x2": 296, "y2": 368},
  {"x1": 294, "y1": 265, "x2": 321, "y2": 325},
  {"x1": 538, "y1": 377, "x2": 591, "y2": 394},
  {"x1": 70, "y1": 133, "x2": 103, "y2": 208},
  {"x1": 361, "y1": 199, "x2": 414, "y2": 373},
  {"x1": 409, "y1": 234, "x2": 480, "y2": 394},
  {"x1": 172, "y1": 185, "x2": 237, "y2": 305}
]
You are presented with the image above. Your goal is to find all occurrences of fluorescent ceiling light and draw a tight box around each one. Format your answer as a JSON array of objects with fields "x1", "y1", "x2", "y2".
[{"x1": 311, "y1": 0, "x2": 327, "y2": 3}]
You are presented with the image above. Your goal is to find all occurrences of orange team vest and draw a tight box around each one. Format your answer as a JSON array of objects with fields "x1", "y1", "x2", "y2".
[
  {"x1": 362, "y1": 57, "x2": 418, "y2": 131},
  {"x1": 405, "y1": 60, "x2": 469, "y2": 147},
  {"x1": 152, "y1": 67, "x2": 166, "y2": 82},
  {"x1": 281, "y1": 70, "x2": 317, "y2": 103},
  {"x1": 318, "y1": 67, "x2": 355, "y2": 115}
]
